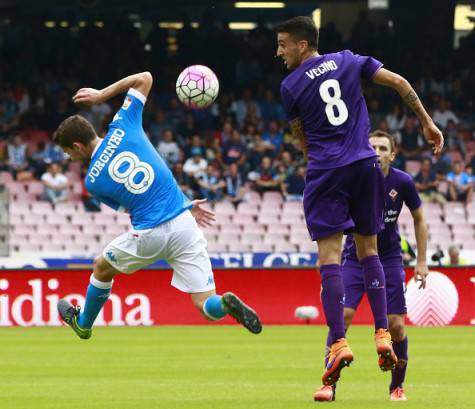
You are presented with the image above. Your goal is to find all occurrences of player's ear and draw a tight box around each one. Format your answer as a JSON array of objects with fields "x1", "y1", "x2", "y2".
[{"x1": 72, "y1": 142, "x2": 83, "y2": 152}]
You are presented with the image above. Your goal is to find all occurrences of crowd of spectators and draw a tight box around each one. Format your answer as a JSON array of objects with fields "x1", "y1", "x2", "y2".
[{"x1": 0, "y1": 13, "x2": 474, "y2": 209}]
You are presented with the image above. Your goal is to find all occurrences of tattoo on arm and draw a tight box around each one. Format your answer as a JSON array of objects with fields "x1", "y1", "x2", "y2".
[
  {"x1": 289, "y1": 118, "x2": 307, "y2": 160},
  {"x1": 403, "y1": 89, "x2": 422, "y2": 114}
]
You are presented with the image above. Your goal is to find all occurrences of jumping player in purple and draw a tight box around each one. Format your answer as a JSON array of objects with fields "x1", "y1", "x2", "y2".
[
  {"x1": 275, "y1": 16, "x2": 443, "y2": 395},
  {"x1": 314, "y1": 130, "x2": 428, "y2": 402}
]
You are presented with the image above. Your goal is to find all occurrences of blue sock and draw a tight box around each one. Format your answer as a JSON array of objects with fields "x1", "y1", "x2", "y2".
[
  {"x1": 203, "y1": 295, "x2": 228, "y2": 320},
  {"x1": 78, "y1": 274, "x2": 113, "y2": 329}
]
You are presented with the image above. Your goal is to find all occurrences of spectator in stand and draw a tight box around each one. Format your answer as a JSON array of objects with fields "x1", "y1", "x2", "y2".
[
  {"x1": 247, "y1": 134, "x2": 273, "y2": 171},
  {"x1": 447, "y1": 161, "x2": 473, "y2": 204},
  {"x1": 434, "y1": 146, "x2": 453, "y2": 175},
  {"x1": 157, "y1": 129, "x2": 181, "y2": 168},
  {"x1": 279, "y1": 151, "x2": 296, "y2": 176},
  {"x1": 225, "y1": 162, "x2": 247, "y2": 206},
  {"x1": 6, "y1": 134, "x2": 32, "y2": 180},
  {"x1": 414, "y1": 158, "x2": 447, "y2": 204},
  {"x1": 259, "y1": 89, "x2": 285, "y2": 122},
  {"x1": 262, "y1": 120, "x2": 283, "y2": 158},
  {"x1": 196, "y1": 164, "x2": 226, "y2": 202},
  {"x1": 0, "y1": 142, "x2": 7, "y2": 171},
  {"x1": 222, "y1": 129, "x2": 247, "y2": 166},
  {"x1": 385, "y1": 103, "x2": 406, "y2": 134},
  {"x1": 90, "y1": 100, "x2": 112, "y2": 132},
  {"x1": 183, "y1": 147, "x2": 208, "y2": 179},
  {"x1": 232, "y1": 88, "x2": 257, "y2": 129},
  {"x1": 173, "y1": 162, "x2": 193, "y2": 199},
  {"x1": 433, "y1": 98, "x2": 459, "y2": 129},
  {"x1": 242, "y1": 102, "x2": 262, "y2": 130},
  {"x1": 184, "y1": 135, "x2": 206, "y2": 159},
  {"x1": 31, "y1": 141, "x2": 69, "y2": 178},
  {"x1": 399, "y1": 116, "x2": 424, "y2": 159},
  {"x1": 445, "y1": 119, "x2": 466, "y2": 158},
  {"x1": 177, "y1": 113, "x2": 198, "y2": 142},
  {"x1": 443, "y1": 245, "x2": 467, "y2": 266},
  {"x1": 167, "y1": 98, "x2": 185, "y2": 131},
  {"x1": 282, "y1": 165, "x2": 305, "y2": 202},
  {"x1": 243, "y1": 123, "x2": 258, "y2": 146},
  {"x1": 41, "y1": 163, "x2": 69, "y2": 204},
  {"x1": 251, "y1": 156, "x2": 281, "y2": 193},
  {"x1": 149, "y1": 109, "x2": 170, "y2": 144}
]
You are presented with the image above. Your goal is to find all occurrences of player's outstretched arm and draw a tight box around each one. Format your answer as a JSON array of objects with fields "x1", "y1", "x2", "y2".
[
  {"x1": 372, "y1": 68, "x2": 444, "y2": 154},
  {"x1": 411, "y1": 207, "x2": 429, "y2": 289},
  {"x1": 73, "y1": 72, "x2": 153, "y2": 107}
]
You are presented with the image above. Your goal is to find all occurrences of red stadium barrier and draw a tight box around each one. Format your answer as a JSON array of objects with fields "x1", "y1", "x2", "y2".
[{"x1": 0, "y1": 268, "x2": 473, "y2": 327}]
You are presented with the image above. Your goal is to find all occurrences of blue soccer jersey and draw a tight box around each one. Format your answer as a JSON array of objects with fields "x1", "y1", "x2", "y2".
[{"x1": 85, "y1": 88, "x2": 191, "y2": 229}]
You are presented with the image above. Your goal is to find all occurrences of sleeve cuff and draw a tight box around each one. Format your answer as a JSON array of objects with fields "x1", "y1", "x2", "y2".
[{"x1": 128, "y1": 88, "x2": 147, "y2": 104}]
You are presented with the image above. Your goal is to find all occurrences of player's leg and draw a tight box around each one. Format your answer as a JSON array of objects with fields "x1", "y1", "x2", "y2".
[
  {"x1": 317, "y1": 233, "x2": 354, "y2": 386},
  {"x1": 191, "y1": 289, "x2": 261, "y2": 333},
  {"x1": 353, "y1": 233, "x2": 397, "y2": 371},
  {"x1": 315, "y1": 264, "x2": 363, "y2": 402},
  {"x1": 350, "y1": 158, "x2": 396, "y2": 371},
  {"x1": 167, "y1": 211, "x2": 261, "y2": 334},
  {"x1": 304, "y1": 168, "x2": 357, "y2": 388},
  {"x1": 57, "y1": 255, "x2": 120, "y2": 339},
  {"x1": 388, "y1": 314, "x2": 408, "y2": 401},
  {"x1": 353, "y1": 234, "x2": 388, "y2": 332},
  {"x1": 385, "y1": 264, "x2": 409, "y2": 400}
]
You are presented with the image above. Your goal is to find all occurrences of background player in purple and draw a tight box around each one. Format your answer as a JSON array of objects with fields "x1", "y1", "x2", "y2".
[
  {"x1": 275, "y1": 16, "x2": 443, "y2": 393},
  {"x1": 314, "y1": 130, "x2": 428, "y2": 402}
]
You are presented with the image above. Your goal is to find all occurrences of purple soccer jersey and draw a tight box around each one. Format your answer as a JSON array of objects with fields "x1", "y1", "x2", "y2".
[
  {"x1": 280, "y1": 49, "x2": 383, "y2": 170},
  {"x1": 342, "y1": 166, "x2": 422, "y2": 263}
]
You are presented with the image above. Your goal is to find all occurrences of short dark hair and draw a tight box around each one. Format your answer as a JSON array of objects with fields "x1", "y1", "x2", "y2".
[
  {"x1": 53, "y1": 115, "x2": 97, "y2": 148},
  {"x1": 369, "y1": 130, "x2": 396, "y2": 153},
  {"x1": 275, "y1": 16, "x2": 319, "y2": 50}
]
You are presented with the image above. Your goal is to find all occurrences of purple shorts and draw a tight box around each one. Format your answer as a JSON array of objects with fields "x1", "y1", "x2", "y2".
[
  {"x1": 303, "y1": 157, "x2": 384, "y2": 241},
  {"x1": 342, "y1": 260, "x2": 407, "y2": 315}
]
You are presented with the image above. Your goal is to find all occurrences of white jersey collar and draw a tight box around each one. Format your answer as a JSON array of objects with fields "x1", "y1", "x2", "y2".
[{"x1": 91, "y1": 138, "x2": 103, "y2": 158}]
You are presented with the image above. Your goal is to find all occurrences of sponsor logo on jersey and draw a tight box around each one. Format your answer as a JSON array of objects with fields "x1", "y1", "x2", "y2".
[{"x1": 122, "y1": 96, "x2": 132, "y2": 110}]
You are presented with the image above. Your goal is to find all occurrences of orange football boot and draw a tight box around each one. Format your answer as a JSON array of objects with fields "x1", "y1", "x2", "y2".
[
  {"x1": 390, "y1": 387, "x2": 407, "y2": 401},
  {"x1": 314, "y1": 385, "x2": 335, "y2": 402},
  {"x1": 375, "y1": 328, "x2": 398, "y2": 371},
  {"x1": 321, "y1": 338, "x2": 354, "y2": 386}
]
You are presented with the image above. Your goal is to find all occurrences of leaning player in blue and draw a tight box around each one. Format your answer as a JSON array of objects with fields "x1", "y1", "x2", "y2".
[
  {"x1": 53, "y1": 72, "x2": 262, "y2": 338},
  {"x1": 276, "y1": 16, "x2": 443, "y2": 394},
  {"x1": 314, "y1": 130, "x2": 428, "y2": 402}
]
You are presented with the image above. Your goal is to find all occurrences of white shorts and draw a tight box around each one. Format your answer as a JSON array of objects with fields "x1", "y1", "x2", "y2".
[{"x1": 102, "y1": 210, "x2": 215, "y2": 293}]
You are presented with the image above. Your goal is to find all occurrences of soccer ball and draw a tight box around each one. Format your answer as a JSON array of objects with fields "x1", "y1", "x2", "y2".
[{"x1": 176, "y1": 65, "x2": 219, "y2": 109}]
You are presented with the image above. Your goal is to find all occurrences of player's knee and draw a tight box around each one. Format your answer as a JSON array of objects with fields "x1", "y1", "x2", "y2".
[
  {"x1": 388, "y1": 317, "x2": 405, "y2": 341},
  {"x1": 344, "y1": 309, "x2": 354, "y2": 330},
  {"x1": 93, "y1": 256, "x2": 116, "y2": 282}
]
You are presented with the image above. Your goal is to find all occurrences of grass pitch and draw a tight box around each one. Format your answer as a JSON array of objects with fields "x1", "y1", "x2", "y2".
[{"x1": 0, "y1": 326, "x2": 473, "y2": 409}]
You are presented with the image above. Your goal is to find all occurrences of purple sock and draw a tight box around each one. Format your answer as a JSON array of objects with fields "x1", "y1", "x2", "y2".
[
  {"x1": 390, "y1": 337, "x2": 408, "y2": 391},
  {"x1": 360, "y1": 255, "x2": 388, "y2": 329},
  {"x1": 320, "y1": 264, "x2": 346, "y2": 344}
]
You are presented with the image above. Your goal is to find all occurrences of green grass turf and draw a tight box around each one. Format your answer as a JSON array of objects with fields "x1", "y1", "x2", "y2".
[{"x1": 0, "y1": 326, "x2": 473, "y2": 409}]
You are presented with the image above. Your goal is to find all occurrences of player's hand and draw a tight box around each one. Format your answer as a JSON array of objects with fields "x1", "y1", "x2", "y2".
[
  {"x1": 72, "y1": 88, "x2": 103, "y2": 107},
  {"x1": 414, "y1": 263, "x2": 429, "y2": 289},
  {"x1": 190, "y1": 199, "x2": 216, "y2": 228},
  {"x1": 422, "y1": 122, "x2": 444, "y2": 154}
]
